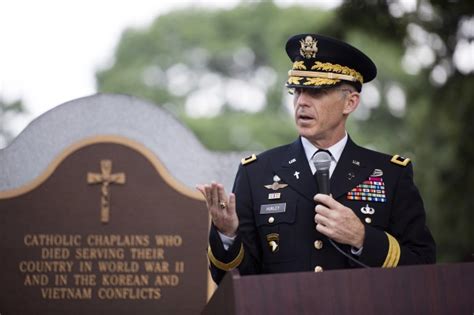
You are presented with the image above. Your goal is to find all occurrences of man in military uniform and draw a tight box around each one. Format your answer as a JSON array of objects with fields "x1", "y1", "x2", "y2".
[{"x1": 197, "y1": 34, "x2": 436, "y2": 284}]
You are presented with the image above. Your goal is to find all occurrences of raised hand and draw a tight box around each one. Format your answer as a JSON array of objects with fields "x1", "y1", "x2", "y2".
[{"x1": 196, "y1": 182, "x2": 239, "y2": 237}]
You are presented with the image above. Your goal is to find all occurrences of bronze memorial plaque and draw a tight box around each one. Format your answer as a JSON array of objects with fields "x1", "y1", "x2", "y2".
[{"x1": 0, "y1": 136, "x2": 209, "y2": 314}]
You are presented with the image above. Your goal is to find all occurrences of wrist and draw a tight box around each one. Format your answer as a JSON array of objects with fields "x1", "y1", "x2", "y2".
[
  {"x1": 217, "y1": 226, "x2": 237, "y2": 238},
  {"x1": 222, "y1": 231, "x2": 237, "y2": 238},
  {"x1": 353, "y1": 223, "x2": 365, "y2": 248}
]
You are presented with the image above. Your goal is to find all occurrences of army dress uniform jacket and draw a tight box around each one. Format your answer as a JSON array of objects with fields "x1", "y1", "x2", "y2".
[{"x1": 208, "y1": 137, "x2": 436, "y2": 284}]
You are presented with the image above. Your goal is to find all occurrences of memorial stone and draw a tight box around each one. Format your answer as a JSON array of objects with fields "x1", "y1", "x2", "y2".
[{"x1": 0, "y1": 94, "x2": 241, "y2": 314}]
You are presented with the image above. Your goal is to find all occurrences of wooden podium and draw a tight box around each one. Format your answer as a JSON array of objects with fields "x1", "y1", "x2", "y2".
[{"x1": 202, "y1": 263, "x2": 473, "y2": 315}]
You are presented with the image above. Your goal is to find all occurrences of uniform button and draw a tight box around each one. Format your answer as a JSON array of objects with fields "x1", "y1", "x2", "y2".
[
  {"x1": 314, "y1": 266, "x2": 324, "y2": 272},
  {"x1": 314, "y1": 240, "x2": 323, "y2": 250},
  {"x1": 365, "y1": 217, "x2": 372, "y2": 224},
  {"x1": 268, "y1": 216, "x2": 275, "y2": 224}
]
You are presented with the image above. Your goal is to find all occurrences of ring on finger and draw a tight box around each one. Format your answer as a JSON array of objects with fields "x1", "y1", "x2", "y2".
[{"x1": 219, "y1": 201, "x2": 227, "y2": 209}]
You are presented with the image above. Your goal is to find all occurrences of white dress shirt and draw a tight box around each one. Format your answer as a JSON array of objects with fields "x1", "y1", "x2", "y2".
[{"x1": 300, "y1": 132, "x2": 348, "y2": 178}]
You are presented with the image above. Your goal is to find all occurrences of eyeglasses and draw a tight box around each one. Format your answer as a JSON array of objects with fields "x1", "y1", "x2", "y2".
[{"x1": 288, "y1": 87, "x2": 355, "y2": 97}]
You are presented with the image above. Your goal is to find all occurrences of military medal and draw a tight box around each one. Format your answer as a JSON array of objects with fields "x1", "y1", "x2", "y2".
[
  {"x1": 360, "y1": 204, "x2": 375, "y2": 224},
  {"x1": 360, "y1": 204, "x2": 375, "y2": 215},
  {"x1": 264, "y1": 175, "x2": 288, "y2": 191},
  {"x1": 347, "y1": 176, "x2": 386, "y2": 202}
]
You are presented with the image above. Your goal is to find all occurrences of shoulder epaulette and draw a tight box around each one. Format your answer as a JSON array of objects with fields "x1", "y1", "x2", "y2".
[
  {"x1": 390, "y1": 154, "x2": 411, "y2": 167},
  {"x1": 241, "y1": 154, "x2": 257, "y2": 166}
]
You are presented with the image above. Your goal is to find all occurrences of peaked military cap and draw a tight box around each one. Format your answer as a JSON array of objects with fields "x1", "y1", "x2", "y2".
[{"x1": 285, "y1": 34, "x2": 377, "y2": 91}]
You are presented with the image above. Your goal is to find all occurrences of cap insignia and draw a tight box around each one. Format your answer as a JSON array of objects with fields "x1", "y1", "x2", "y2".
[{"x1": 299, "y1": 36, "x2": 318, "y2": 59}]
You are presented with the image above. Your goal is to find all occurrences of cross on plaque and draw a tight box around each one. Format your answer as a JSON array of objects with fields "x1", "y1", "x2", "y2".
[{"x1": 87, "y1": 160, "x2": 126, "y2": 223}]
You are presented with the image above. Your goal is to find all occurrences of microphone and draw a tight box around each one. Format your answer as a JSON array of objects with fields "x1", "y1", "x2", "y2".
[
  {"x1": 312, "y1": 150, "x2": 370, "y2": 268},
  {"x1": 312, "y1": 150, "x2": 331, "y2": 194}
]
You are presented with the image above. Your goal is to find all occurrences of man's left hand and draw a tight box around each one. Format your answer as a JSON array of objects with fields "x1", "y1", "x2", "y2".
[{"x1": 313, "y1": 194, "x2": 365, "y2": 248}]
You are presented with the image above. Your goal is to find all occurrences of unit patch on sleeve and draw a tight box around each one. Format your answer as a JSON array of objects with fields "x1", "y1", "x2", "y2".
[{"x1": 347, "y1": 176, "x2": 386, "y2": 202}]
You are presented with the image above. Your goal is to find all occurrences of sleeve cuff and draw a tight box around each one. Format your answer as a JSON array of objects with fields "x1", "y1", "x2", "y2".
[
  {"x1": 208, "y1": 224, "x2": 244, "y2": 271},
  {"x1": 218, "y1": 231, "x2": 236, "y2": 251},
  {"x1": 381, "y1": 232, "x2": 401, "y2": 268},
  {"x1": 208, "y1": 243, "x2": 244, "y2": 271},
  {"x1": 359, "y1": 225, "x2": 401, "y2": 267},
  {"x1": 351, "y1": 246, "x2": 363, "y2": 256}
]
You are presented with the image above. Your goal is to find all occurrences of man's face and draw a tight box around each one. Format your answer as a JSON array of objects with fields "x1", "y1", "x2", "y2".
[{"x1": 292, "y1": 86, "x2": 356, "y2": 143}]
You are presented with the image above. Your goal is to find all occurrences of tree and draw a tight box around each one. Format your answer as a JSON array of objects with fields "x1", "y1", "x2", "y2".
[
  {"x1": 96, "y1": 2, "x2": 335, "y2": 150},
  {"x1": 333, "y1": 0, "x2": 474, "y2": 263}
]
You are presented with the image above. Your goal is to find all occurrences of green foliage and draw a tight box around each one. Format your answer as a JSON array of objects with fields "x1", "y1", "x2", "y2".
[
  {"x1": 183, "y1": 110, "x2": 296, "y2": 151},
  {"x1": 96, "y1": 0, "x2": 473, "y2": 262},
  {"x1": 96, "y1": 2, "x2": 334, "y2": 116}
]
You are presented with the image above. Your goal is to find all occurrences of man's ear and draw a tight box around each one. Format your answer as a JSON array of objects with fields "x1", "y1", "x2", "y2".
[{"x1": 343, "y1": 91, "x2": 360, "y2": 115}]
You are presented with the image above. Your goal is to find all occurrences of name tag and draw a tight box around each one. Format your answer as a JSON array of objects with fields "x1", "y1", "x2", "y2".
[{"x1": 260, "y1": 203, "x2": 286, "y2": 214}]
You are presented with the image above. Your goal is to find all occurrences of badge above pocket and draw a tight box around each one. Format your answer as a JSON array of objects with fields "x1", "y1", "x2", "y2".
[{"x1": 347, "y1": 169, "x2": 386, "y2": 203}]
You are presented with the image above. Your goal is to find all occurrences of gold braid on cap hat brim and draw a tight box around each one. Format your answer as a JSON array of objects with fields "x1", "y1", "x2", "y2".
[{"x1": 287, "y1": 61, "x2": 364, "y2": 86}]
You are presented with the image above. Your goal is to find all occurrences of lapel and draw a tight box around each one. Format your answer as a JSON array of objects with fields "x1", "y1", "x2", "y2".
[
  {"x1": 270, "y1": 138, "x2": 317, "y2": 202},
  {"x1": 330, "y1": 137, "x2": 373, "y2": 199}
]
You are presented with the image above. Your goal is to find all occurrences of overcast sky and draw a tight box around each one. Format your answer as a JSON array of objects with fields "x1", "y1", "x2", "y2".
[{"x1": 0, "y1": 1, "x2": 240, "y2": 137}]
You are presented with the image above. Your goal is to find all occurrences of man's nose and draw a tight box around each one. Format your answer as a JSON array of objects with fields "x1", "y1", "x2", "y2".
[{"x1": 295, "y1": 91, "x2": 312, "y2": 106}]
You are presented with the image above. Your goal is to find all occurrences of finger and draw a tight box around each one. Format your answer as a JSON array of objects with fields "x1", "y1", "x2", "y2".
[
  {"x1": 228, "y1": 193, "x2": 236, "y2": 215},
  {"x1": 195, "y1": 185, "x2": 209, "y2": 206},
  {"x1": 314, "y1": 213, "x2": 330, "y2": 226},
  {"x1": 217, "y1": 184, "x2": 227, "y2": 204},
  {"x1": 315, "y1": 204, "x2": 332, "y2": 217},
  {"x1": 204, "y1": 185, "x2": 218, "y2": 215},
  {"x1": 196, "y1": 184, "x2": 207, "y2": 198},
  {"x1": 211, "y1": 182, "x2": 219, "y2": 206},
  {"x1": 203, "y1": 185, "x2": 212, "y2": 203},
  {"x1": 316, "y1": 223, "x2": 332, "y2": 238},
  {"x1": 313, "y1": 193, "x2": 332, "y2": 205},
  {"x1": 314, "y1": 193, "x2": 340, "y2": 209}
]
